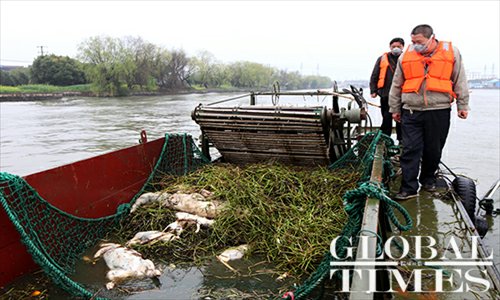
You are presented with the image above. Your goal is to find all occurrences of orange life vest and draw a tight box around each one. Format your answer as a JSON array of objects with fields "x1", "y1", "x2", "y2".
[
  {"x1": 401, "y1": 41, "x2": 456, "y2": 99},
  {"x1": 377, "y1": 53, "x2": 391, "y2": 89}
]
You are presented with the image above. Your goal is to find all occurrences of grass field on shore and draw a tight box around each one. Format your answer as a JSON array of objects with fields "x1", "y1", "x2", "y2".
[
  {"x1": 0, "y1": 84, "x2": 245, "y2": 95},
  {"x1": 0, "y1": 84, "x2": 93, "y2": 94}
]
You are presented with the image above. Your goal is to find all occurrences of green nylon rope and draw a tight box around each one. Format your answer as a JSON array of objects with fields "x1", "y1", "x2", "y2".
[{"x1": 344, "y1": 181, "x2": 413, "y2": 231}]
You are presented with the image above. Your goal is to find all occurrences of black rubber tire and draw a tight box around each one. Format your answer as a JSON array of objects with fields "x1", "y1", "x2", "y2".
[
  {"x1": 452, "y1": 176, "x2": 477, "y2": 224},
  {"x1": 474, "y1": 216, "x2": 488, "y2": 238}
]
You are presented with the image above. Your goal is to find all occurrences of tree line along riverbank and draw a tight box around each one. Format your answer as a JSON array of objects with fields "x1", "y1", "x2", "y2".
[
  {"x1": 0, "y1": 83, "x2": 254, "y2": 101},
  {"x1": 1, "y1": 36, "x2": 333, "y2": 98}
]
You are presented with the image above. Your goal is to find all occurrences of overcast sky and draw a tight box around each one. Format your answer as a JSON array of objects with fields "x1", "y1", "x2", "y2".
[{"x1": 1, "y1": 0, "x2": 499, "y2": 80}]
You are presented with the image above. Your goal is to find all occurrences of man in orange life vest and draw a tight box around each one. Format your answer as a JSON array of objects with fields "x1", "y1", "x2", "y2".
[
  {"x1": 389, "y1": 24, "x2": 469, "y2": 200},
  {"x1": 370, "y1": 37, "x2": 404, "y2": 143}
]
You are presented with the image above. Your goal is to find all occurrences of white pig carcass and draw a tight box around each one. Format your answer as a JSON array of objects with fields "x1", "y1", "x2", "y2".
[{"x1": 94, "y1": 243, "x2": 162, "y2": 289}]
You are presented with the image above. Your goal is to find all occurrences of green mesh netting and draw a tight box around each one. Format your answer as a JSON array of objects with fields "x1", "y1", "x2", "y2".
[
  {"x1": 1, "y1": 131, "x2": 412, "y2": 299},
  {"x1": 0, "y1": 133, "x2": 210, "y2": 299},
  {"x1": 329, "y1": 131, "x2": 399, "y2": 181}
]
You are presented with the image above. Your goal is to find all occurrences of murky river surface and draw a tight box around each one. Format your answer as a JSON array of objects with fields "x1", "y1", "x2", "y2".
[{"x1": 1, "y1": 89, "x2": 499, "y2": 298}]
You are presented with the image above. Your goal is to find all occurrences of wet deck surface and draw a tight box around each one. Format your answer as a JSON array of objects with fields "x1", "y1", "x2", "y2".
[{"x1": 387, "y1": 175, "x2": 499, "y2": 299}]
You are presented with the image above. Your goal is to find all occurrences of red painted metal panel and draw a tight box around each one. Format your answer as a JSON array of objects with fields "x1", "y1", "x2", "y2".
[
  {"x1": 0, "y1": 241, "x2": 39, "y2": 288},
  {"x1": 0, "y1": 137, "x2": 165, "y2": 287},
  {"x1": 24, "y1": 137, "x2": 164, "y2": 217}
]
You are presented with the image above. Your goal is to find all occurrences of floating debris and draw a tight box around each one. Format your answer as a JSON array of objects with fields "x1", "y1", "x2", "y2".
[
  {"x1": 276, "y1": 272, "x2": 290, "y2": 282},
  {"x1": 217, "y1": 244, "x2": 249, "y2": 273},
  {"x1": 131, "y1": 190, "x2": 222, "y2": 218},
  {"x1": 81, "y1": 255, "x2": 95, "y2": 264},
  {"x1": 130, "y1": 192, "x2": 171, "y2": 213},
  {"x1": 200, "y1": 188, "x2": 214, "y2": 198},
  {"x1": 126, "y1": 230, "x2": 179, "y2": 246},
  {"x1": 93, "y1": 243, "x2": 162, "y2": 290},
  {"x1": 217, "y1": 244, "x2": 249, "y2": 262},
  {"x1": 166, "y1": 212, "x2": 215, "y2": 234}
]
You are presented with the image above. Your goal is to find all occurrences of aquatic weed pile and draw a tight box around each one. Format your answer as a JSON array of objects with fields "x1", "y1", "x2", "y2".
[{"x1": 112, "y1": 163, "x2": 360, "y2": 276}]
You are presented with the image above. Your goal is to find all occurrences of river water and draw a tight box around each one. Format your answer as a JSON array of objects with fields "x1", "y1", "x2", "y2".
[
  {"x1": 1, "y1": 89, "x2": 499, "y2": 298},
  {"x1": 1, "y1": 90, "x2": 498, "y2": 196},
  {"x1": 0, "y1": 92, "x2": 237, "y2": 177}
]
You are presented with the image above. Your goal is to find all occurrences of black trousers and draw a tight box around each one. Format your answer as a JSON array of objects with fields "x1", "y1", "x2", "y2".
[
  {"x1": 399, "y1": 108, "x2": 451, "y2": 194},
  {"x1": 380, "y1": 96, "x2": 402, "y2": 141}
]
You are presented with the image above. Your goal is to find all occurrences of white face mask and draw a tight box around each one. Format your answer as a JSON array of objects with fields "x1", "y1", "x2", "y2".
[
  {"x1": 391, "y1": 48, "x2": 402, "y2": 56},
  {"x1": 413, "y1": 35, "x2": 433, "y2": 53},
  {"x1": 413, "y1": 43, "x2": 426, "y2": 53}
]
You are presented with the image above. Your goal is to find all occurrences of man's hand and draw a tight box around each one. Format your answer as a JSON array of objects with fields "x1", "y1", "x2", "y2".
[
  {"x1": 371, "y1": 93, "x2": 377, "y2": 98},
  {"x1": 392, "y1": 113, "x2": 401, "y2": 123},
  {"x1": 458, "y1": 110, "x2": 468, "y2": 119}
]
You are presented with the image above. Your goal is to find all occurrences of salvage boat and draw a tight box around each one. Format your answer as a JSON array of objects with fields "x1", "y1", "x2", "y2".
[
  {"x1": 0, "y1": 133, "x2": 165, "y2": 288},
  {"x1": 1, "y1": 86, "x2": 499, "y2": 299}
]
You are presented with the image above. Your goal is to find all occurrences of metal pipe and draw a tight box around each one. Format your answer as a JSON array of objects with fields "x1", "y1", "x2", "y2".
[
  {"x1": 205, "y1": 93, "x2": 253, "y2": 106},
  {"x1": 255, "y1": 90, "x2": 355, "y2": 100},
  {"x1": 483, "y1": 179, "x2": 500, "y2": 200},
  {"x1": 349, "y1": 143, "x2": 385, "y2": 299},
  {"x1": 205, "y1": 91, "x2": 356, "y2": 108},
  {"x1": 332, "y1": 81, "x2": 340, "y2": 113}
]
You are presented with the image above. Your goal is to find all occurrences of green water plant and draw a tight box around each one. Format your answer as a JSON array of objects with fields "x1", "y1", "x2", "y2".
[{"x1": 112, "y1": 163, "x2": 359, "y2": 277}]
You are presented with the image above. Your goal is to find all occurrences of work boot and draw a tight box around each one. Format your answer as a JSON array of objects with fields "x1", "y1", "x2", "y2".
[
  {"x1": 393, "y1": 191, "x2": 418, "y2": 201},
  {"x1": 421, "y1": 183, "x2": 437, "y2": 192}
]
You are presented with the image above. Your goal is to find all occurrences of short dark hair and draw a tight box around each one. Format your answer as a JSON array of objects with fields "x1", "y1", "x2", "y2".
[
  {"x1": 390, "y1": 37, "x2": 405, "y2": 46},
  {"x1": 411, "y1": 24, "x2": 434, "y2": 38}
]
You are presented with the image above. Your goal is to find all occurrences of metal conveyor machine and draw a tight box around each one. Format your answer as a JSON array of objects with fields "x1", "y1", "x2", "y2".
[{"x1": 191, "y1": 85, "x2": 369, "y2": 166}]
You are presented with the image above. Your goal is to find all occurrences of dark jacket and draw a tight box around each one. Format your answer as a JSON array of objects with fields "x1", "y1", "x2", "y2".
[{"x1": 369, "y1": 53, "x2": 400, "y2": 98}]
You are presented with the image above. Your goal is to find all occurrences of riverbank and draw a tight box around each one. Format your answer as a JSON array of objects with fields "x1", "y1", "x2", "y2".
[
  {"x1": 0, "y1": 91, "x2": 92, "y2": 101},
  {"x1": 0, "y1": 87, "x2": 252, "y2": 102}
]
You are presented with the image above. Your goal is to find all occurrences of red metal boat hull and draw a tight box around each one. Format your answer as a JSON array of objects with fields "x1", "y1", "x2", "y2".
[{"x1": 0, "y1": 137, "x2": 165, "y2": 288}]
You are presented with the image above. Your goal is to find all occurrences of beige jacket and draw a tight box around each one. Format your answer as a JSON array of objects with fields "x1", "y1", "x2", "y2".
[{"x1": 388, "y1": 43, "x2": 470, "y2": 113}]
